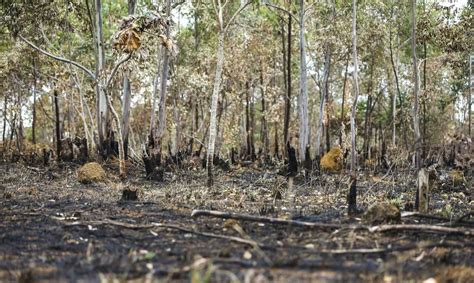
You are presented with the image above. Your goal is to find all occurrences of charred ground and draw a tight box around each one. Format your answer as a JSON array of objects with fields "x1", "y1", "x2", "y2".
[{"x1": 0, "y1": 162, "x2": 473, "y2": 282}]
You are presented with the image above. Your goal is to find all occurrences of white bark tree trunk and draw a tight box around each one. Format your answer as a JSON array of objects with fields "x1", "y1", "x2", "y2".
[
  {"x1": 95, "y1": 0, "x2": 107, "y2": 152},
  {"x1": 298, "y1": 0, "x2": 309, "y2": 162},
  {"x1": 207, "y1": 31, "x2": 225, "y2": 187}
]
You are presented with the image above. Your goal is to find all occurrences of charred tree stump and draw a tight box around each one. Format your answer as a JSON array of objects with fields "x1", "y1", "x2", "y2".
[{"x1": 348, "y1": 173, "x2": 358, "y2": 216}]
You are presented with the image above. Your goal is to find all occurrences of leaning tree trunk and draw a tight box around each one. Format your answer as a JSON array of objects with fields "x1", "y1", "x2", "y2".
[
  {"x1": 348, "y1": 0, "x2": 360, "y2": 215},
  {"x1": 207, "y1": 31, "x2": 225, "y2": 187}
]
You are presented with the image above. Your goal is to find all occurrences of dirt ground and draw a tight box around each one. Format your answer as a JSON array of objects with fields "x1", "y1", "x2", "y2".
[{"x1": 0, "y1": 162, "x2": 473, "y2": 283}]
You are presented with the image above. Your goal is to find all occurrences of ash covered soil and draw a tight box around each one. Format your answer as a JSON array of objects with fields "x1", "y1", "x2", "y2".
[{"x1": 0, "y1": 162, "x2": 473, "y2": 282}]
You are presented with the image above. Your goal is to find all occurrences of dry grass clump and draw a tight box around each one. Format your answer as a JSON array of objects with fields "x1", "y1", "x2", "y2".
[
  {"x1": 320, "y1": 147, "x2": 343, "y2": 172},
  {"x1": 77, "y1": 162, "x2": 106, "y2": 184}
]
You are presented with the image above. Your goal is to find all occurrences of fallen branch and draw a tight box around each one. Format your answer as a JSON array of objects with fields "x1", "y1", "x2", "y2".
[
  {"x1": 191, "y1": 209, "x2": 364, "y2": 230},
  {"x1": 301, "y1": 241, "x2": 473, "y2": 255},
  {"x1": 151, "y1": 222, "x2": 264, "y2": 248},
  {"x1": 55, "y1": 217, "x2": 263, "y2": 248},
  {"x1": 369, "y1": 224, "x2": 474, "y2": 236}
]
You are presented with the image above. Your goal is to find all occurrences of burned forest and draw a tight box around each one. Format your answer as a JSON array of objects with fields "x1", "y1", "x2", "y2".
[{"x1": 0, "y1": 0, "x2": 473, "y2": 282}]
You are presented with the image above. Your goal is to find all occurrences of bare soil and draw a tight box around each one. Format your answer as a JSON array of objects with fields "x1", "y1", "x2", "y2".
[{"x1": 0, "y1": 162, "x2": 473, "y2": 282}]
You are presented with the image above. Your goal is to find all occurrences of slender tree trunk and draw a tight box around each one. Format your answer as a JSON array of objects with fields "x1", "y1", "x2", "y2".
[
  {"x1": 363, "y1": 57, "x2": 375, "y2": 161},
  {"x1": 315, "y1": 44, "x2": 331, "y2": 158},
  {"x1": 323, "y1": 45, "x2": 332, "y2": 153},
  {"x1": 260, "y1": 67, "x2": 269, "y2": 159},
  {"x1": 284, "y1": 14, "x2": 292, "y2": 152},
  {"x1": 389, "y1": 27, "x2": 401, "y2": 146},
  {"x1": 245, "y1": 81, "x2": 251, "y2": 158},
  {"x1": 32, "y1": 58, "x2": 37, "y2": 144},
  {"x1": 2, "y1": 95, "x2": 7, "y2": 142},
  {"x1": 95, "y1": 0, "x2": 107, "y2": 155},
  {"x1": 207, "y1": 31, "x2": 225, "y2": 187},
  {"x1": 122, "y1": 74, "x2": 132, "y2": 159},
  {"x1": 121, "y1": 0, "x2": 137, "y2": 160},
  {"x1": 149, "y1": 47, "x2": 163, "y2": 138},
  {"x1": 348, "y1": 0, "x2": 360, "y2": 215},
  {"x1": 412, "y1": 0, "x2": 421, "y2": 170},
  {"x1": 469, "y1": 54, "x2": 472, "y2": 137},
  {"x1": 340, "y1": 55, "x2": 349, "y2": 146},
  {"x1": 54, "y1": 90, "x2": 61, "y2": 162},
  {"x1": 298, "y1": 0, "x2": 309, "y2": 162},
  {"x1": 156, "y1": 4, "x2": 171, "y2": 144}
]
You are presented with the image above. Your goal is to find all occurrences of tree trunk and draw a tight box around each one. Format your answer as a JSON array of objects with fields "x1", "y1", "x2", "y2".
[
  {"x1": 412, "y1": 0, "x2": 421, "y2": 170},
  {"x1": 283, "y1": 14, "x2": 292, "y2": 153},
  {"x1": 245, "y1": 81, "x2": 251, "y2": 159},
  {"x1": 207, "y1": 31, "x2": 225, "y2": 187},
  {"x1": 94, "y1": 0, "x2": 108, "y2": 156},
  {"x1": 363, "y1": 57, "x2": 375, "y2": 161},
  {"x1": 156, "y1": 8, "x2": 171, "y2": 146},
  {"x1": 32, "y1": 57, "x2": 37, "y2": 144},
  {"x1": 323, "y1": 44, "x2": 332, "y2": 153},
  {"x1": 348, "y1": 0, "x2": 360, "y2": 215},
  {"x1": 2, "y1": 95, "x2": 7, "y2": 142},
  {"x1": 389, "y1": 27, "x2": 401, "y2": 147},
  {"x1": 340, "y1": 55, "x2": 349, "y2": 146},
  {"x1": 469, "y1": 54, "x2": 472, "y2": 137},
  {"x1": 315, "y1": 44, "x2": 331, "y2": 158},
  {"x1": 54, "y1": 90, "x2": 61, "y2": 162},
  {"x1": 121, "y1": 0, "x2": 137, "y2": 160},
  {"x1": 260, "y1": 67, "x2": 269, "y2": 160},
  {"x1": 298, "y1": 0, "x2": 309, "y2": 162}
]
